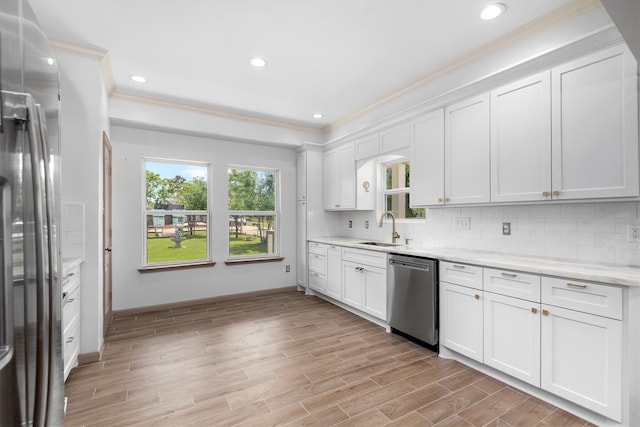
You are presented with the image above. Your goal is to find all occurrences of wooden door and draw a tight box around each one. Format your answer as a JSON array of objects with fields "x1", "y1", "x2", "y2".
[{"x1": 103, "y1": 132, "x2": 113, "y2": 336}]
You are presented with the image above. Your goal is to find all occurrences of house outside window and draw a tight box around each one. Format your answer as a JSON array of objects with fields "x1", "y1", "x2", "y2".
[
  {"x1": 143, "y1": 159, "x2": 210, "y2": 266},
  {"x1": 383, "y1": 160, "x2": 425, "y2": 219},
  {"x1": 228, "y1": 167, "x2": 279, "y2": 258}
]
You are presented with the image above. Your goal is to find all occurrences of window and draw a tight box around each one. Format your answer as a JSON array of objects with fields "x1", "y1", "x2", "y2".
[
  {"x1": 143, "y1": 159, "x2": 210, "y2": 266},
  {"x1": 228, "y1": 167, "x2": 279, "y2": 259},
  {"x1": 383, "y1": 160, "x2": 425, "y2": 219}
]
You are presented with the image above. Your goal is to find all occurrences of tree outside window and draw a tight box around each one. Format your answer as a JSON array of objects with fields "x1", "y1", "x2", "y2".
[
  {"x1": 144, "y1": 160, "x2": 210, "y2": 265},
  {"x1": 383, "y1": 160, "x2": 425, "y2": 219},
  {"x1": 228, "y1": 167, "x2": 279, "y2": 258}
]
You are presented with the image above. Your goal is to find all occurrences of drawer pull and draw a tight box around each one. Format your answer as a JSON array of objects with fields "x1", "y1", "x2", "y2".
[
  {"x1": 531, "y1": 307, "x2": 538, "y2": 314},
  {"x1": 542, "y1": 191, "x2": 549, "y2": 197},
  {"x1": 552, "y1": 190, "x2": 560, "y2": 196},
  {"x1": 566, "y1": 282, "x2": 587, "y2": 289},
  {"x1": 437, "y1": 198, "x2": 443, "y2": 203},
  {"x1": 452, "y1": 265, "x2": 466, "y2": 269},
  {"x1": 67, "y1": 298, "x2": 75, "y2": 303},
  {"x1": 64, "y1": 272, "x2": 75, "y2": 279},
  {"x1": 474, "y1": 294, "x2": 480, "y2": 300},
  {"x1": 501, "y1": 272, "x2": 517, "y2": 278},
  {"x1": 66, "y1": 336, "x2": 75, "y2": 343},
  {"x1": 542, "y1": 309, "x2": 549, "y2": 316}
]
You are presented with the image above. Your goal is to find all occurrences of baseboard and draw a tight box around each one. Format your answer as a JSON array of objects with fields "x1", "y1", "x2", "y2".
[
  {"x1": 112, "y1": 285, "x2": 299, "y2": 318},
  {"x1": 77, "y1": 341, "x2": 105, "y2": 366}
]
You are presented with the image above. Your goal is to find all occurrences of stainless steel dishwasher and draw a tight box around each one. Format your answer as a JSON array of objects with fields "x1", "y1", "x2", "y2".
[{"x1": 388, "y1": 254, "x2": 438, "y2": 351}]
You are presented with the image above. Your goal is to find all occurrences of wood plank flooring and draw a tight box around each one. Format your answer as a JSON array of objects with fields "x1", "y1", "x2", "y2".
[{"x1": 63, "y1": 290, "x2": 596, "y2": 426}]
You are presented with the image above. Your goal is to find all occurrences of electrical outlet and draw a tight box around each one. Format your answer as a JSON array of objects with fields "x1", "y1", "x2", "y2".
[
  {"x1": 348, "y1": 220, "x2": 352, "y2": 228},
  {"x1": 365, "y1": 220, "x2": 369, "y2": 229},
  {"x1": 455, "y1": 217, "x2": 470, "y2": 230},
  {"x1": 628, "y1": 224, "x2": 640, "y2": 242},
  {"x1": 285, "y1": 265, "x2": 290, "y2": 272},
  {"x1": 502, "y1": 222, "x2": 511, "y2": 235}
]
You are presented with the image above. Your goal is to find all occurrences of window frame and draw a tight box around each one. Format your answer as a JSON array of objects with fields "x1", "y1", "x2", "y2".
[
  {"x1": 142, "y1": 158, "x2": 212, "y2": 268},
  {"x1": 379, "y1": 158, "x2": 425, "y2": 222},
  {"x1": 227, "y1": 165, "x2": 281, "y2": 260}
]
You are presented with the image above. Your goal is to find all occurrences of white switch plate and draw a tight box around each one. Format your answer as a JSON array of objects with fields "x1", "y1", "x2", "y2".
[
  {"x1": 628, "y1": 224, "x2": 640, "y2": 242},
  {"x1": 455, "y1": 217, "x2": 470, "y2": 230}
]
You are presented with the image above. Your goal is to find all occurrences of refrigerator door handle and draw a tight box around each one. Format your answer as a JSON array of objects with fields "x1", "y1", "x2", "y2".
[
  {"x1": 0, "y1": 175, "x2": 13, "y2": 371},
  {"x1": 24, "y1": 94, "x2": 51, "y2": 427}
]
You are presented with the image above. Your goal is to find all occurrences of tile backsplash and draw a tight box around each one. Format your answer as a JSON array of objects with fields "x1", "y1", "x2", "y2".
[
  {"x1": 61, "y1": 202, "x2": 85, "y2": 260},
  {"x1": 335, "y1": 201, "x2": 640, "y2": 267}
]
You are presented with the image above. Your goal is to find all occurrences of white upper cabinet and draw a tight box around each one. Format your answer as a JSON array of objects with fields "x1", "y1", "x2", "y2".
[
  {"x1": 410, "y1": 109, "x2": 445, "y2": 206},
  {"x1": 445, "y1": 93, "x2": 491, "y2": 205},
  {"x1": 379, "y1": 122, "x2": 411, "y2": 154},
  {"x1": 491, "y1": 72, "x2": 552, "y2": 203},
  {"x1": 324, "y1": 143, "x2": 356, "y2": 210},
  {"x1": 551, "y1": 44, "x2": 639, "y2": 200},
  {"x1": 354, "y1": 134, "x2": 379, "y2": 161},
  {"x1": 296, "y1": 150, "x2": 307, "y2": 201}
]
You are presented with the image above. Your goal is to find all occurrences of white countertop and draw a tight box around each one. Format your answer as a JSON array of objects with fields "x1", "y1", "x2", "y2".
[{"x1": 308, "y1": 236, "x2": 640, "y2": 287}]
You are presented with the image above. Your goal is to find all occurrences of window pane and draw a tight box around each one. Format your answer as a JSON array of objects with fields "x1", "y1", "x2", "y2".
[
  {"x1": 384, "y1": 193, "x2": 425, "y2": 219},
  {"x1": 228, "y1": 169, "x2": 276, "y2": 211},
  {"x1": 146, "y1": 214, "x2": 208, "y2": 264},
  {"x1": 385, "y1": 161, "x2": 410, "y2": 191},
  {"x1": 146, "y1": 161, "x2": 208, "y2": 210},
  {"x1": 228, "y1": 215, "x2": 277, "y2": 257}
]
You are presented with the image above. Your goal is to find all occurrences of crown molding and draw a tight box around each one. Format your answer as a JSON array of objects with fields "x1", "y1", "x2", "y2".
[
  {"x1": 111, "y1": 91, "x2": 324, "y2": 135},
  {"x1": 324, "y1": 0, "x2": 603, "y2": 133}
]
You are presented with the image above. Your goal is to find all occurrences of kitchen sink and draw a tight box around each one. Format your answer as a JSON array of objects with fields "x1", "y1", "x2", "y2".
[{"x1": 358, "y1": 241, "x2": 403, "y2": 247}]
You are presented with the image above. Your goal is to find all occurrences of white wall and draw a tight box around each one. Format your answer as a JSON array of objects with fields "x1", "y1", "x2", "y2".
[
  {"x1": 334, "y1": 202, "x2": 640, "y2": 267},
  {"x1": 110, "y1": 125, "x2": 298, "y2": 310},
  {"x1": 57, "y1": 50, "x2": 109, "y2": 354}
]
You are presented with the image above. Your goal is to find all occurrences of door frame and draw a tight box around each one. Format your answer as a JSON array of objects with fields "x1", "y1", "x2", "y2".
[{"x1": 103, "y1": 132, "x2": 113, "y2": 336}]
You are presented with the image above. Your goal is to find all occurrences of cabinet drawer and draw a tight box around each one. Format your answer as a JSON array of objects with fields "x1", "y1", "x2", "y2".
[
  {"x1": 308, "y1": 252, "x2": 326, "y2": 274},
  {"x1": 542, "y1": 277, "x2": 622, "y2": 320},
  {"x1": 62, "y1": 287, "x2": 80, "y2": 331},
  {"x1": 440, "y1": 261, "x2": 483, "y2": 290},
  {"x1": 341, "y1": 247, "x2": 386, "y2": 268},
  {"x1": 63, "y1": 315, "x2": 80, "y2": 381},
  {"x1": 484, "y1": 268, "x2": 540, "y2": 302},
  {"x1": 308, "y1": 242, "x2": 327, "y2": 256},
  {"x1": 308, "y1": 271, "x2": 326, "y2": 290}
]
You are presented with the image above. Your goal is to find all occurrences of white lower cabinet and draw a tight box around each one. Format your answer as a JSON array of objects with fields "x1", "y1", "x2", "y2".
[
  {"x1": 440, "y1": 262, "x2": 624, "y2": 423},
  {"x1": 62, "y1": 260, "x2": 82, "y2": 381},
  {"x1": 484, "y1": 291, "x2": 540, "y2": 387},
  {"x1": 362, "y1": 265, "x2": 387, "y2": 320},
  {"x1": 440, "y1": 281, "x2": 483, "y2": 362},
  {"x1": 308, "y1": 243, "x2": 328, "y2": 294},
  {"x1": 342, "y1": 261, "x2": 364, "y2": 309},
  {"x1": 325, "y1": 245, "x2": 342, "y2": 300}
]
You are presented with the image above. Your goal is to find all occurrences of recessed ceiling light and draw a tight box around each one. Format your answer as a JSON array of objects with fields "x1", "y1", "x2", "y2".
[
  {"x1": 47, "y1": 57, "x2": 55, "y2": 66},
  {"x1": 130, "y1": 74, "x2": 147, "y2": 83},
  {"x1": 250, "y1": 57, "x2": 267, "y2": 68},
  {"x1": 312, "y1": 113, "x2": 324, "y2": 119},
  {"x1": 480, "y1": 3, "x2": 506, "y2": 20}
]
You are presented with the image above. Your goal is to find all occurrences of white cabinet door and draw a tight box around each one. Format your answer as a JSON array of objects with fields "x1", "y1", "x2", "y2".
[
  {"x1": 410, "y1": 109, "x2": 445, "y2": 206},
  {"x1": 551, "y1": 44, "x2": 639, "y2": 200},
  {"x1": 440, "y1": 281, "x2": 483, "y2": 362},
  {"x1": 324, "y1": 143, "x2": 356, "y2": 210},
  {"x1": 296, "y1": 201, "x2": 307, "y2": 287},
  {"x1": 380, "y1": 122, "x2": 411, "y2": 154},
  {"x1": 541, "y1": 305, "x2": 622, "y2": 421},
  {"x1": 484, "y1": 292, "x2": 541, "y2": 386},
  {"x1": 491, "y1": 72, "x2": 552, "y2": 203},
  {"x1": 326, "y1": 245, "x2": 342, "y2": 300},
  {"x1": 445, "y1": 93, "x2": 491, "y2": 204},
  {"x1": 296, "y1": 150, "x2": 307, "y2": 201},
  {"x1": 323, "y1": 149, "x2": 341, "y2": 209},
  {"x1": 342, "y1": 261, "x2": 364, "y2": 309},
  {"x1": 362, "y1": 266, "x2": 387, "y2": 320}
]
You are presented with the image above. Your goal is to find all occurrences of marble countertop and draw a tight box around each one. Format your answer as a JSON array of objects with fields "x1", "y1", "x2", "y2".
[{"x1": 308, "y1": 236, "x2": 640, "y2": 287}]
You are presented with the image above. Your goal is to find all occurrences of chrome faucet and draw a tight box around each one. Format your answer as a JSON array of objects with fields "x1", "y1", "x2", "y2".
[{"x1": 378, "y1": 211, "x2": 400, "y2": 244}]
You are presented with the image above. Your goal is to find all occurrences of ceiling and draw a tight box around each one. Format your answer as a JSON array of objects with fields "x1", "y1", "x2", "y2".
[{"x1": 29, "y1": 0, "x2": 583, "y2": 131}]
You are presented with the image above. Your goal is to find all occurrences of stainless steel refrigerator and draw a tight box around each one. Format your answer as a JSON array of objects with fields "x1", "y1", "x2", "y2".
[{"x1": 0, "y1": 0, "x2": 64, "y2": 425}]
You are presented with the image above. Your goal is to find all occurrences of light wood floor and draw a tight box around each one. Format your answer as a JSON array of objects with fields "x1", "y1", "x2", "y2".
[{"x1": 63, "y1": 290, "x2": 595, "y2": 426}]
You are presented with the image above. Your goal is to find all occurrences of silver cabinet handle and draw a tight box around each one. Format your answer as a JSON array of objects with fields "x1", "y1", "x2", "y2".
[
  {"x1": 452, "y1": 264, "x2": 466, "y2": 269},
  {"x1": 66, "y1": 336, "x2": 74, "y2": 344},
  {"x1": 501, "y1": 272, "x2": 517, "y2": 278},
  {"x1": 67, "y1": 298, "x2": 75, "y2": 303}
]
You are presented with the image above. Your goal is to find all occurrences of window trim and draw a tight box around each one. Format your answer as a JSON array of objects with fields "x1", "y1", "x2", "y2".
[
  {"x1": 379, "y1": 158, "x2": 425, "y2": 222},
  {"x1": 142, "y1": 158, "x2": 212, "y2": 268},
  {"x1": 227, "y1": 166, "x2": 281, "y2": 260}
]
